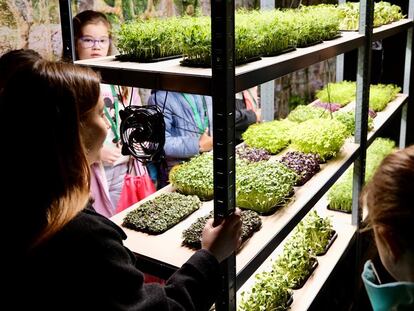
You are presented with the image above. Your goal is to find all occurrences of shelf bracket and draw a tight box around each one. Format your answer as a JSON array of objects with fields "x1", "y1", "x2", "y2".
[
  {"x1": 352, "y1": 0, "x2": 373, "y2": 227},
  {"x1": 399, "y1": 0, "x2": 414, "y2": 148}
]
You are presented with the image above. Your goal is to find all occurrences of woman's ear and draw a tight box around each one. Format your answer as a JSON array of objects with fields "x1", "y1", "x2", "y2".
[{"x1": 375, "y1": 226, "x2": 402, "y2": 262}]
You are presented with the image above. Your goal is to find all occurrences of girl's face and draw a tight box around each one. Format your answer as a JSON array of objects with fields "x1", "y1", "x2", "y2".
[
  {"x1": 81, "y1": 96, "x2": 110, "y2": 164},
  {"x1": 77, "y1": 22, "x2": 110, "y2": 60}
]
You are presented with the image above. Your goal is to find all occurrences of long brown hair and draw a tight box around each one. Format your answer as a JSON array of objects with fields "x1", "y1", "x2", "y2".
[
  {"x1": 363, "y1": 145, "x2": 414, "y2": 251},
  {"x1": 73, "y1": 10, "x2": 113, "y2": 59},
  {"x1": 1, "y1": 60, "x2": 101, "y2": 251},
  {"x1": 0, "y1": 49, "x2": 41, "y2": 90}
]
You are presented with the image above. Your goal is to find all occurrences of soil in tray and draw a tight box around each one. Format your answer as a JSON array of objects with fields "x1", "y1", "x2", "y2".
[
  {"x1": 291, "y1": 258, "x2": 319, "y2": 290},
  {"x1": 115, "y1": 54, "x2": 182, "y2": 63},
  {"x1": 316, "y1": 230, "x2": 338, "y2": 256},
  {"x1": 327, "y1": 204, "x2": 352, "y2": 214},
  {"x1": 122, "y1": 193, "x2": 201, "y2": 234}
]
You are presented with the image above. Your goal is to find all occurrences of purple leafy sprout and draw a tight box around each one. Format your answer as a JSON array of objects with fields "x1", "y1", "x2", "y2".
[
  {"x1": 236, "y1": 146, "x2": 271, "y2": 162},
  {"x1": 279, "y1": 151, "x2": 321, "y2": 186},
  {"x1": 312, "y1": 101, "x2": 341, "y2": 112}
]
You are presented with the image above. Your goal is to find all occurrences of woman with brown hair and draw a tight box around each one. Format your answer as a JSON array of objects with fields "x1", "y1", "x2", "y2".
[
  {"x1": 361, "y1": 145, "x2": 414, "y2": 310},
  {"x1": 3, "y1": 59, "x2": 242, "y2": 310}
]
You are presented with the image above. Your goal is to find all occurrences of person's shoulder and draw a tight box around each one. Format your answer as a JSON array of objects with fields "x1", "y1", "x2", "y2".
[{"x1": 60, "y1": 206, "x2": 127, "y2": 245}]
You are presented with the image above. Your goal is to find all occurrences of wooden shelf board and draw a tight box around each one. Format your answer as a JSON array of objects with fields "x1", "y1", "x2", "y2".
[
  {"x1": 76, "y1": 32, "x2": 363, "y2": 95},
  {"x1": 75, "y1": 19, "x2": 412, "y2": 95},
  {"x1": 372, "y1": 19, "x2": 413, "y2": 41}
]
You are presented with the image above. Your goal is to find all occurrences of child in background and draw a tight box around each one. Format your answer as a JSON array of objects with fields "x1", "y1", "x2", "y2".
[
  {"x1": 361, "y1": 145, "x2": 414, "y2": 311},
  {"x1": 73, "y1": 10, "x2": 153, "y2": 216},
  {"x1": 147, "y1": 89, "x2": 260, "y2": 180}
]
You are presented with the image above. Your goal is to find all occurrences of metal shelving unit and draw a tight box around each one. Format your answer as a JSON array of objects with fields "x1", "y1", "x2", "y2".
[
  {"x1": 59, "y1": 1, "x2": 413, "y2": 309},
  {"x1": 74, "y1": 19, "x2": 412, "y2": 95}
]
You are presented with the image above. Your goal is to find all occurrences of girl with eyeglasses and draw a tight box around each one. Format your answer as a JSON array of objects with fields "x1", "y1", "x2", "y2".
[{"x1": 73, "y1": 10, "x2": 154, "y2": 217}]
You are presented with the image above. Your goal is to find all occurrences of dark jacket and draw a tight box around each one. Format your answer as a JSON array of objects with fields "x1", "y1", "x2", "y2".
[{"x1": 18, "y1": 206, "x2": 220, "y2": 310}]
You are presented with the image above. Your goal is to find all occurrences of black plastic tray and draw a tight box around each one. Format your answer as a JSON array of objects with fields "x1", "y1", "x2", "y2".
[
  {"x1": 115, "y1": 54, "x2": 182, "y2": 63},
  {"x1": 180, "y1": 55, "x2": 262, "y2": 68},
  {"x1": 262, "y1": 46, "x2": 296, "y2": 57},
  {"x1": 297, "y1": 39, "x2": 324, "y2": 48},
  {"x1": 323, "y1": 33, "x2": 342, "y2": 41},
  {"x1": 327, "y1": 204, "x2": 352, "y2": 214}
]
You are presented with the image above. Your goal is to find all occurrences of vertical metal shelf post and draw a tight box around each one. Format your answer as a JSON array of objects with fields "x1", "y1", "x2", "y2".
[
  {"x1": 352, "y1": 0, "x2": 373, "y2": 308},
  {"x1": 211, "y1": 0, "x2": 237, "y2": 310},
  {"x1": 260, "y1": 0, "x2": 275, "y2": 122},
  {"x1": 352, "y1": 0, "x2": 373, "y2": 227},
  {"x1": 399, "y1": 0, "x2": 414, "y2": 148},
  {"x1": 59, "y1": 0, "x2": 75, "y2": 62},
  {"x1": 336, "y1": 0, "x2": 347, "y2": 82}
]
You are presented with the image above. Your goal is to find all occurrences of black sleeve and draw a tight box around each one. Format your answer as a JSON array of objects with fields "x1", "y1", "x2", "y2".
[
  {"x1": 235, "y1": 99, "x2": 257, "y2": 142},
  {"x1": 76, "y1": 212, "x2": 221, "y2": 311},
  {"x1": 235, "y1": 109, "x2": 256, "y2": 132},
  {"x1": 24, "y1": 207, "x2": 221, "y2": 311}
]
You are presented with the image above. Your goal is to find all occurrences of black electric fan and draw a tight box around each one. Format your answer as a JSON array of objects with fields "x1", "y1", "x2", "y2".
[{"x1": 119, "y1": 105, "x2": 165, "y2": 162}]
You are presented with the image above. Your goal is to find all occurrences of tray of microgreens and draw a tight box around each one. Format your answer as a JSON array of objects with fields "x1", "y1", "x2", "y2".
[
  {"x1": 236, "y1": 161, "x2": 298, "y2": 215},
  {"x1": 182, "y1": 210, "x2": 262, "y2": 249},
  {"x1": 116, "y1": 17, "x2": 186, "y2": 62},
  {"x1": 236, "y1": 145, "x2": 271, "y2": 163},
  {"x1": 239, "y1": 271, "x2": 293, "y2": 311},
  {"x1": 169, "y1": 153, "x2": 214, "y2": 201},
  {"x1": 287, "y1": 105, "x2": 330, "y2": 123},
  {"x1": 272, "y1": 238, "x2": 319, "y2": 289},
  {"x1": 328, "y1": 137, "x2": 395, "y2": 212},
  {"x1": 122, "y1": 192, "x2": 201, "y2": 234},
  {"x1": 315, "y1": 80, "x2": 357, "y2": 107},
  {"x1": 279, "y1": 151, "x2": 321, "y2": 186},
  {"x1": 290, "y1": 118, "x2": 347, "y2": 162},
  {"x1": 293, "y1": 210, "x2": 337, "y2": 256},
  {"x1": 242, "y1": 120, "x2": 294, "y2": 154},
  {"x1": 337, "y1": 1, "x2": 404, "y2": 31}
]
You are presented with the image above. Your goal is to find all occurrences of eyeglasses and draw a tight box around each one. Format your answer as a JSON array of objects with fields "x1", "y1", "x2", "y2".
[{"x1": 79, "y1": 36, "x2": 111, "y2": 49}]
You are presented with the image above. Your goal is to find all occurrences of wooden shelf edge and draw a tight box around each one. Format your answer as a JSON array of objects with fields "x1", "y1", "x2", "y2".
[{"x1": 74, "y1": 19, "x2": 412, "y2": 95}]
